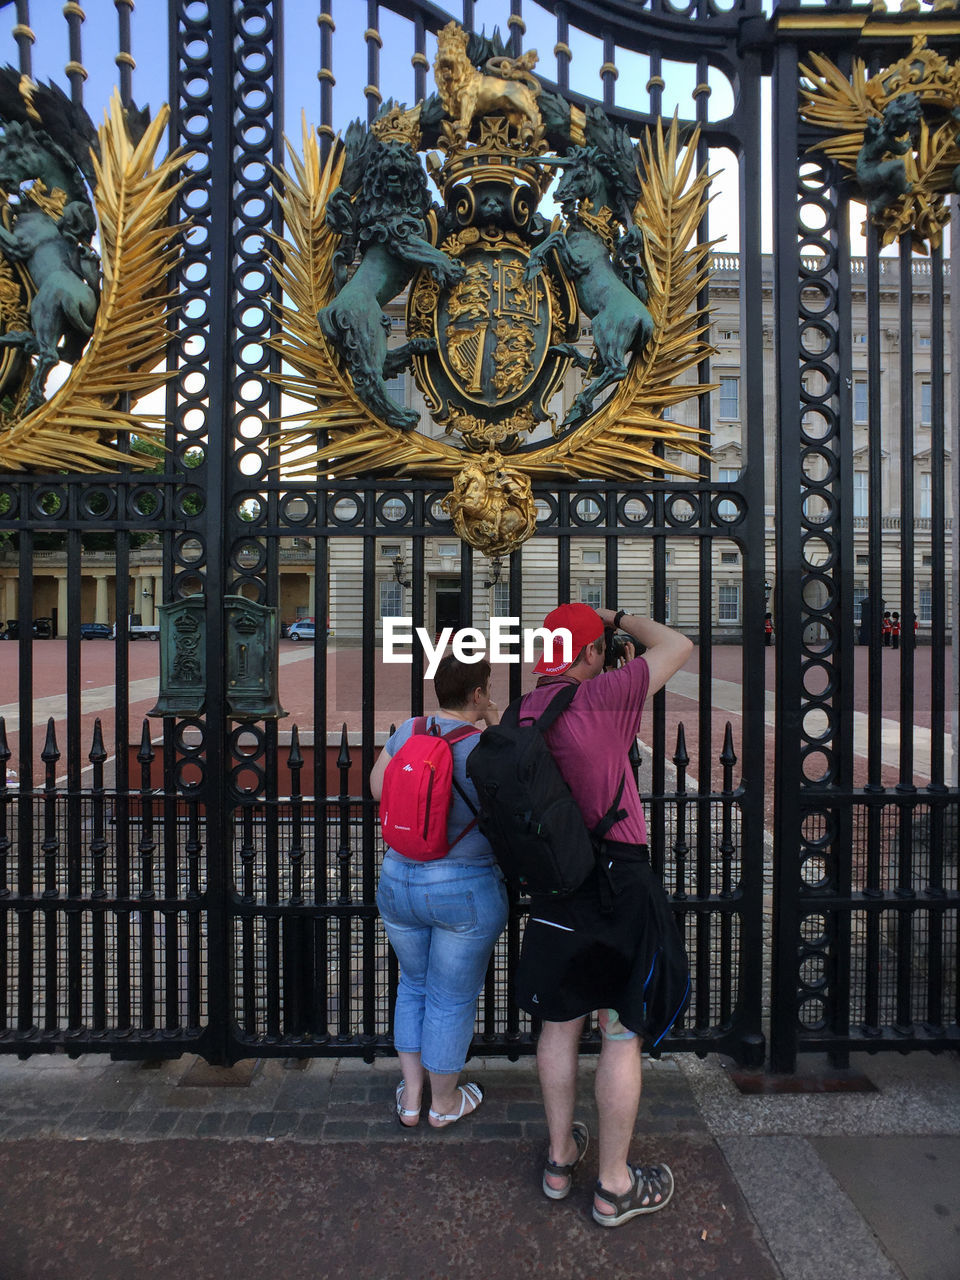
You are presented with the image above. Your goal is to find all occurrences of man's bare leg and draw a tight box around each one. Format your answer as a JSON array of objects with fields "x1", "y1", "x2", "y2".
[
  {"x1": 537, "y1": 1016, "x2": 586, "y2": 1194},
  {"x1": 593, "y1": 1033, "x2": 642, "y2": 1212}
]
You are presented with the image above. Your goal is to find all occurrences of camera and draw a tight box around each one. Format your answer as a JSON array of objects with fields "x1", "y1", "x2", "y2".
[{"x1": 603, "y1": 626, "x2": 631, "y2": 670}]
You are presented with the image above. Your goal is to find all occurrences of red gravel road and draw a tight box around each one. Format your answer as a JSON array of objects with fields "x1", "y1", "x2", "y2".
[{"x1": 1, "y1": 639, "x2": 952, "y2": 830}]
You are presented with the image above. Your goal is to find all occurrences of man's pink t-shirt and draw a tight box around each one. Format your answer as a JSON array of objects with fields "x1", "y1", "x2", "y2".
[{"x1": 518, "y1": 657, "x2": 650, "y2": 845}]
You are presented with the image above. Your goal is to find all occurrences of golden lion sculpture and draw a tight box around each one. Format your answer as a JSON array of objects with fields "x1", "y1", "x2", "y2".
[{"x1": 434, "y1": 21, "x2": 541, "y2": 143}]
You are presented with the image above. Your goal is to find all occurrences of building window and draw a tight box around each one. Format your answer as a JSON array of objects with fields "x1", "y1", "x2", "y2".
[
  {"x1": 720, "y1": 551, "x2": 740, "y2": 565},
  {"x1": 381, "y1": 542, "x2": 402, "y2": 559},
  {"x1": 492, "y1": 581, "x2": 510, "y2": 616},
  {"x1": 853, "y1": 332, "x2": 867, "y2": 345},
  {"x1": 717, "y1": 328, "x2": 739, "y2": 342},
  {"x1": 580, "y1": 584, "x2": 602, "y2": 610},
  {"x1": 853, "y1": 585, "x2": 868, "y2": 620},
  {"x1": 718, "y1": 466, "x2": 739, "y2": 519},
  {"x1": 380, "y1": 580, "x2": 404, "y2": 617},
  {"x1": 718, "y1": 584, "x2": 740, "y2": 624},
  {"x1": 919, "y1": 471, "x2": 932, "y2": 518},
  {"x1": 582, "y1": 548, "x2": 602, "y2": 565},
  {"x1": 920, "y1": 381, "x2": 932, "y2": 426},
  {"x1": 853, "y1": 471, "x2": 869, "y2": 519},
  {"x1": 385, "y1": 371, "x2": 406, "y2": 403},
  {"x1": 919, "y1": 587, "x2": 932, "y2": 624},
  {"x1": 856, "y1": 554, "x2": 869, "y2": 566},
  {"x1": 918, "y1": 334, "x2": 931, "y2": 347},
  {"x1": 853, "y1": 379, "x2": 868, "y2": 423},
  {"x1": 382, "y1": 498, "x2": 406, "y2": 522},
  {"x1": 718, "y1": 376, "x2": 739, "y2": 419}
]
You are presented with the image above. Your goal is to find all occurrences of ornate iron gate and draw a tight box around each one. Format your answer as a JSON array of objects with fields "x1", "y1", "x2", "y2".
[{"x1": 0, "y1": 0, "x2": 955, "y2": 1069}]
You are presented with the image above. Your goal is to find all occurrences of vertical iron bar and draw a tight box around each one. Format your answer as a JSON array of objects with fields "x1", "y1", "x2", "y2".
[
  {"x1": 509, "y1": 0, "x2": 523, "y2": 58},
  {"x1": 831, "y1": 169, "x2": 856, "y2": 1069},
  {"x1": 865, "y1": 224, "x2": 885, "y2": 791},
  {"x1": 0, "y1": 721, "x2": 10, "y2": 1034},
  {"x1": 365, "y1": 0, "x2": 381, "y2": 126},
  {"x1": 63, "y1": 0, "x2": 85, "y2": 105},
  {"x1": 201, "y1": 0, "x2": 239, "y2": 1063},
  {"x1": 137, "y1": 721, "x2": 157, "y2": 1034},
  {"x1": 65, "y1": 528, "x2": 83, "y2": 1035},
  {"x1": 17, "y1": 520, "x2": 35, "y2": 1037},
  {"x1": 115, "y1": 0, "x2": 135, "y2": 106},
  {"x1": 927, "y1": 247, "x2": 946, "y2": 791},
  {"x1": 318, "y1": 1, "x2": 334, "y2": 159},
  {"x1": 601, "y1": 31, "x2": 615, "y2": 111},
  {"x1": 41, "y1": 720, "x2": 60, "y2": 1033},
  {"x1": 718, "y1": 724, "x2": 737, "y2": 1027},
  {"x1": 554, "y1": 2, "x2": 570, "y2": 94},
  {"x1": 413, "y1": 12, "x2": 427, "y2": 102},
  {"x1": 362, "y1": 502, "x2": 377, "y2": 1050},
  {"x1": 89, "y1": 721, "x2": 108, "y2": 1033},
  {"x1": 239, "y1": 801, "x2": 257, "y2": 1035},
  {"x1": 898, "y1": 240, "x2": 917, "y2": 791},
  {"x1": 13, "y1": 0, "x2": 33, "y2": 77},
  {"x1": 771, "y1": 42, "x2": 803, "y2": 1072},
  {"x1": 336, "y1": 725, "x2": 353, "y2": 1041}
]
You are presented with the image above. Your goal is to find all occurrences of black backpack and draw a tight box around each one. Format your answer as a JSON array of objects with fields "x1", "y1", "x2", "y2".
[{"x1": 466, "y1": 682, "x2": 626, "y2": 896}]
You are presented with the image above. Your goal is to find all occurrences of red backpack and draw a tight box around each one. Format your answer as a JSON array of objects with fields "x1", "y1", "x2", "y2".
[{"x1": 379, "y1": 717, "x2": 480, "y2": 860}]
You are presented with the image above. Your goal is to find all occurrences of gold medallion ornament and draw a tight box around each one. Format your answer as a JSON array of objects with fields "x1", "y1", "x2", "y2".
[
  {"x1": 270, "y1": 21, "x2": 716, "y2": 556},
  {"x1": 0, "y1": 83, "x2": 187, "y2": 472},
  {"x1": 800, "y1": 35, "x2": 960, "y2": 250}
]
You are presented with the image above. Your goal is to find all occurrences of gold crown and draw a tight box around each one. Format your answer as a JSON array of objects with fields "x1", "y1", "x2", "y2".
[
  {"x1": 370, "y1": 103, "x2": 422, "y2": 150},
  {"x1": 870, "y1": 35, "x2": 960, "y2": 112}
]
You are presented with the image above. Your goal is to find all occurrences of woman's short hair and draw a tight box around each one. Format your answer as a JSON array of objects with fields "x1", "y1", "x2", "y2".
[{"x1": 434, "y1": 654, "x2": 491, "y2": 709}]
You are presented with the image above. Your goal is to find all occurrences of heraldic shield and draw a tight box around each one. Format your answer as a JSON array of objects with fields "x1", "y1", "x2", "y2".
[
  {"x1": 410, "y1": 227, "x2": 577, "y2": 431},
  {"x1": 271, "y1": 20, "x2": 717, "y2": 557}
]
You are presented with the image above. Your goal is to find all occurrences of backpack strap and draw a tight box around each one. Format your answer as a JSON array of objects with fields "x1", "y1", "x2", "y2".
[
  {"x1": 437, "y1": 718, "x2": 482, "y2": 841},
  {"x1": 533, "y1": 681, "x2": 580, "y2": 732},
  {"x1": 592, "y1": 771, "x2": 628, "y2": 841}
]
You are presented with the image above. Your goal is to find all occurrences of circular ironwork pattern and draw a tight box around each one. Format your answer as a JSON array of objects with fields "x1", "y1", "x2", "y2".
[{"x1": 793, "y1": 147, "x2": 845, "y2": 1047}]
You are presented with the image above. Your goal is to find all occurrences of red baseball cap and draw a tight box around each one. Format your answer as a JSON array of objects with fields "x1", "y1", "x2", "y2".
[{"x1": 532, "y1": 603, "x2": 604, "y2": 675}]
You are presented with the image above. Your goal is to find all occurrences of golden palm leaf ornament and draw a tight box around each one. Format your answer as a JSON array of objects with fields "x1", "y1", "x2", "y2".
[{"x1": 0, "y1": 91, "x2": 187, "y2": 472}]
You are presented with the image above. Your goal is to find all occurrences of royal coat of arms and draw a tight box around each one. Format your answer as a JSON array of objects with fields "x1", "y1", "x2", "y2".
[{"x1": 273, "y1": 21, "x2": 715, "y2": 556}]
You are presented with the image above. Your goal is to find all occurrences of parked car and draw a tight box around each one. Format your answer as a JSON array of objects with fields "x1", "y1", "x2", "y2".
[
  {"x1": 80, "y1": 622, "x2": 114, "y2": 640},
  {"x1": 286, "y1": 619, "x2": 316, "y2": 641}
]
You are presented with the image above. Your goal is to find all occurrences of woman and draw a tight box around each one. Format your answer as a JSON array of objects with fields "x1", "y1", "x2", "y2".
[{"x1": 370, "y1": 654, "x2": 507, "y2": 1129}]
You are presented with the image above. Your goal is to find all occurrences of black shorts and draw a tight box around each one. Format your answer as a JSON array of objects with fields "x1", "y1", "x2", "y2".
[{"x1": 515, "y1": 854, "x2": 690, "y2": 1048}]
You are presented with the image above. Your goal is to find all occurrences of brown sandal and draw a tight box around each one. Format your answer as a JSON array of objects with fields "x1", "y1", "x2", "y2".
[
  {"x1": 542, "y1": 1121, "x2": 589, "y2": 1200},
  {"x1": 592, "y1": 1163, "x2": 675, "y2": 1226}
]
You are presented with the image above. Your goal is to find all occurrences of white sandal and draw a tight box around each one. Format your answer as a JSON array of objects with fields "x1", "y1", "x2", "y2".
[
  {"x1": 428, "y1": 1081, "x2": 483, "y2": 1128},
  {"x1": 395, "y1": 1080, "x2": 421, "y2": 1128}
]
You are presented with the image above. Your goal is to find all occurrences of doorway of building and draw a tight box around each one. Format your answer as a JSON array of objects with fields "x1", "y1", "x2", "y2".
[{"x1": 434, "y1": 578, "x2": 461, "y2": 637}]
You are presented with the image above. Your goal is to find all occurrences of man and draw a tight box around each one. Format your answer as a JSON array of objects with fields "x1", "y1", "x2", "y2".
[{"x1": 515, "y1": 602, "x2": 693, "y2": 1227}]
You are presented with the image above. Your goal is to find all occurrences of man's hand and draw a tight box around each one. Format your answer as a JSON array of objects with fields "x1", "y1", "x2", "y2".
[{"x1": 479, "y1": 699, "x2": 500, "y2": 727}]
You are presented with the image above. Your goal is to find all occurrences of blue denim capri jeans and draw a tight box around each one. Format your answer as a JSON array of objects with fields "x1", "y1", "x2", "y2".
[{"x1": 376, "y1": 856, "x2": 509, "y2": 1075}]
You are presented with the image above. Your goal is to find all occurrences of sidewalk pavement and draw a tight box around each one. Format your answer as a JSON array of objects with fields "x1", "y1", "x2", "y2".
[{"x1": 1, "y1": 1048, "x2": 958, "y2": 1280}]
